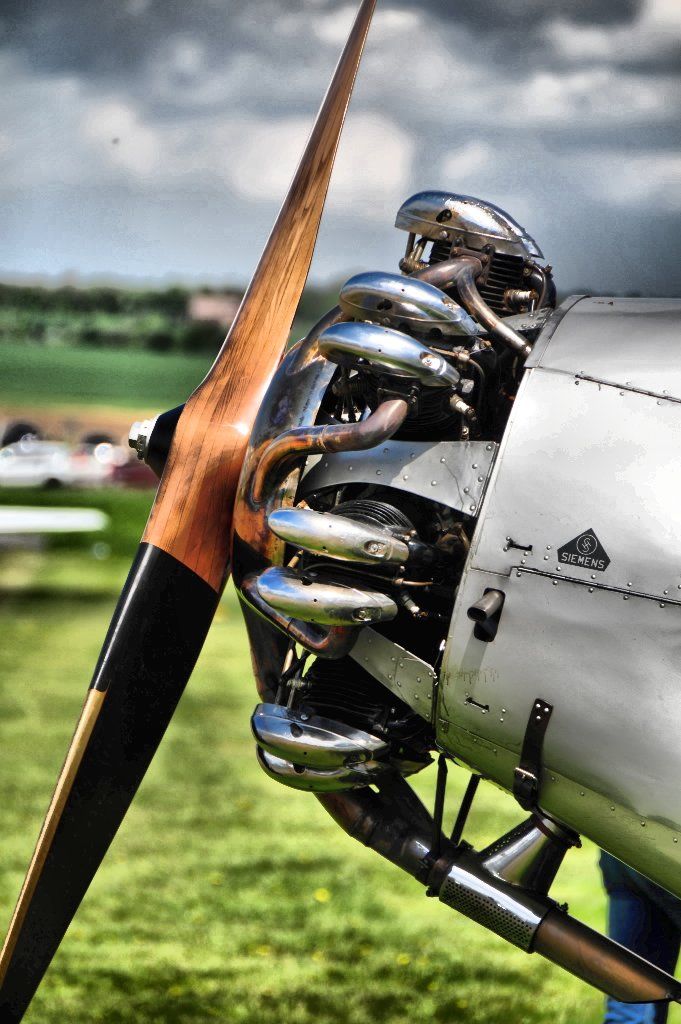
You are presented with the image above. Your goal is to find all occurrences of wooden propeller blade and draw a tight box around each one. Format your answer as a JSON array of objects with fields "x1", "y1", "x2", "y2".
[
  {"x1": 0, "y1": 3, "x2": 376, "y2": 1019},
  {"x1": 144, "y1": 0, "x2": 377, "y2": 594}
]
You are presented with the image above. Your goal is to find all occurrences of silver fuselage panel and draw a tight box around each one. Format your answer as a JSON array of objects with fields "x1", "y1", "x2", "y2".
[{"x1": 438, "y1": 296, "x2": 681, "y2": 896}]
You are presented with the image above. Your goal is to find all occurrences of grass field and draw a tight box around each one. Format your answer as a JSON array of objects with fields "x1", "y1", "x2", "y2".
[
  {"x1": 0, "y1": 342, "x2": 207, "y2": 409},
  {"x1": 0, "y1": 493, "x2": 631, "y2": 1024}
]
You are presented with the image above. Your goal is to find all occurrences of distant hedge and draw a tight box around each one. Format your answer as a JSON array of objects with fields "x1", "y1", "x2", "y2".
[{"x1": 0, "y1": 281, "x2": 343, "y2": 355}]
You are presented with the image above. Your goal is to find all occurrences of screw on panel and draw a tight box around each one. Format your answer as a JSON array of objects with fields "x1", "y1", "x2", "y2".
[{"x1": 470, "y1": 505, "x2": 476, "y2": 512}]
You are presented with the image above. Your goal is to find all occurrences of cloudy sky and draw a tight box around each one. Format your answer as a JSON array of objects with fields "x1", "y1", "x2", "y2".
[{"x1": 1, "y1": 0, "x2": 680, "y2": 294}]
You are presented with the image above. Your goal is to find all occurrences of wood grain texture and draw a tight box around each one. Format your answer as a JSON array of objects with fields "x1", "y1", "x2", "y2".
[{"x1": 143, "y1": 0, "x2": 377, "y2": 593}]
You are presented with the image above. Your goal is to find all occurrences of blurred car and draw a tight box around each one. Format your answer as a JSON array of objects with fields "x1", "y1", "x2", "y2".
[
  {"x1": 110, "y1": 459, "x2": 158, "y2": 489},
  {"x1": 0, "y1": 439, "x2": 112, "y2": 488}
]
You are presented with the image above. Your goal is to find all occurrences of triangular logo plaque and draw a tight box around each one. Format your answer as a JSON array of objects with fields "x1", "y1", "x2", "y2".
[{"x1": 557, "y1": 528, "x2": 610, "y2": 572}]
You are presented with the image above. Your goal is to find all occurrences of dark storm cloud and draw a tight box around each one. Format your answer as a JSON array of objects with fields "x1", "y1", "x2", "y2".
[
  {"x1": 0, "y1": 0, "x2": 679, "y2": 293},
  {"x1": 0, "y1": 0, "x2": 644, "y2": 78},
  {"x1": 388, "y1": 0, "x2": 642, "y2": 28}
]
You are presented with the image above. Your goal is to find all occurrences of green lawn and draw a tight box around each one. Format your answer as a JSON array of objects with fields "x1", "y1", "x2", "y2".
[
  {"x1": 0, "y1": 496, "x2": 663, "y2": 1024},
  {"x1": 0, "y1": 342, "x2": 207, "y2": 409}
]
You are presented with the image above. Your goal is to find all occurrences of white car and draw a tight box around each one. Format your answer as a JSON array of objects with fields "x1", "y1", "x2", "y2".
[{"x1": 0, "y1": 440, "x2": 113, "y2": 489}]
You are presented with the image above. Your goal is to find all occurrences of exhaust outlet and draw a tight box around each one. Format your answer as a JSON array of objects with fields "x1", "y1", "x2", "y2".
[
  {"x1": 255, "y1": 566, "x2": 398, "y2": 625},
  {"x1": 467, "y1": 588, "x2": 505, "y2": 642},
  {"x1": 268, "y1": 507, "x2": 410, "y2": 566}
]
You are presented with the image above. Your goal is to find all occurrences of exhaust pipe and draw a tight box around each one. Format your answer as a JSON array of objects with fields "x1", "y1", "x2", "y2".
[
  {"x1": 318, "y1": 320, "x2": 461, "y2": 388},
  {"x1": 467, "y1": 588, "x2": 505, "y2": 642},
  {"x1": 239, "y1": 573, "x2": 360, "y2": 660},
  {"x1": 318, "y1": 781, "x2": 681, "y2": 1006},
  {"x1": 254, "y1": 566, "x2": 398, "y2": 625},
  {"x1": 251, "y1": 397, "x2": 408, "y2": 505},
  {"x1": 467, "y1": 589, "x2": 505, "y2": 623},
  {"x1": 268, "y1": 507, "x2": 410, "y2": 567},
  {"x1": 416, "y1": 256, "x2": 532, "y2": 358}
]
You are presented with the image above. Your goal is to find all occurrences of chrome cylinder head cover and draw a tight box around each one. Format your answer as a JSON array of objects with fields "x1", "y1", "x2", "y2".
[
  {"x1": 252, "y1": 703, "x2": 388, "y2": 768},
  {"x1": 396, "y1": 190, "x2": 543, "y2": 259},
  {"x1": 339, "y1": 271, "x2": 480, "y2": 337},
  {"x1": 318, "y1": 320, "x2": 461, "y2": 388},
  {"x1": 268, "y1": 507, "x2": 410, "y2": 566},
  {"x1": 254, "y1": 566, "x2": 398, "y2": 625}
]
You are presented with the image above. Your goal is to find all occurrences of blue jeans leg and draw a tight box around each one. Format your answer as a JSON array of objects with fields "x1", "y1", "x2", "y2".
[{"x1": 600, "y1": 852, "x2": 680, "y2": 1024}]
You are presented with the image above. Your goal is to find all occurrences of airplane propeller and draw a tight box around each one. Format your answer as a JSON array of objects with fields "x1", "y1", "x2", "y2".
[{"x1": 0, "y1": 2, "x2": 376, "y2": 1018}]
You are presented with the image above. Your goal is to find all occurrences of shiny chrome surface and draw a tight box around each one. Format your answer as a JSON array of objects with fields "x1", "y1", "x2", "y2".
[
  {"x1": 318, "y1": 321, "x2": 461, "y2": 387},
  {"x1": 416, "y1": 257, "x2": 532, "y2": 357},
  {"x1": 256, "y1": 746, "x2": 390, "y2": 792},
  {"x1": 251, "y1": 397, "x2": 408, "y2": 505},
  {"x1": 396, "y1": 191, "x2": 543, "y2": 258},
  {"x1": 128, "y1": 417, "x2": 154, "y2": 461},
  {"x1": 231, "y1": 318, "x2": 340, "y2": 699},
  {"x1": 255, "y1": 566, "x2": 398, "y2": 625},
  {"x1": 251, "y1": 703, "x2": 388, "y2": 769},
  {"x1": 481, "y1": 815, "x2": 575, "y2": 892},
  {"x1": 300, "y1": 439, "x2": 497, "y2": 516},
  {"x1": 349, "y1": 627, "x2": 436, "y2": 719},
  {"x1": 268, "y1": 506, "x2": 410, "y2": 566},
  {"x1": 438, "y1": 849, "x2": 547, "y2": 951},
  {"x1": 239, "y1": 572, "x2": 360, "y2": 660},
  {"x1": 339, "y1": 271, "x2": 479, "y2": 337}
]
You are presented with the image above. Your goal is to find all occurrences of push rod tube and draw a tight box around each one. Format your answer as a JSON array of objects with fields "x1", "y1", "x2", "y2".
[
  {"x1": 416, "y1": 257, "x2": 532, "y2": 358},
  {"x1": 251, "y1": 397, "x2": 409, "y2": 504}
]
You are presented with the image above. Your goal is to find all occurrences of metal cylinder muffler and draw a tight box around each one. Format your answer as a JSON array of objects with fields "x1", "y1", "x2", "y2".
[
  {"x1": 268, "y1": 507, "x2": 410, "y2": 567},
  {"x1": 254, "y1": 566, "x2": 398, "y2": 625},
  {"x1": 432, "y1": 848, "x2": 681, "y2": 1003}
]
